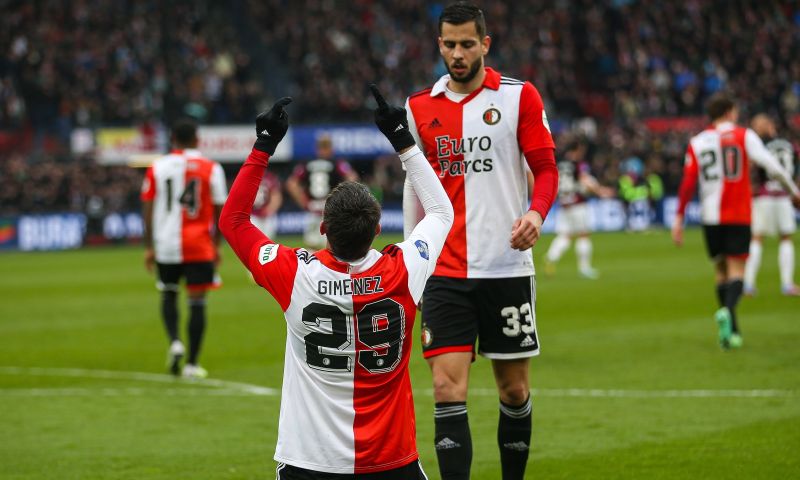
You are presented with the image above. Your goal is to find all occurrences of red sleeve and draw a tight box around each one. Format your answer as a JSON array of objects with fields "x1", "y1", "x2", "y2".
[
  {"x1": 140, "y1": 166, "x2": 155, "y2": 201},
  {"x1": 219, "y1": 148, "x2": 298, "y2": 310},
  {"x1": 517, "y1": 82, "x2": 556, "y2": 153},
  {"x1": 525, "y1": 148, "x2": 558, "y2": 220},
  {"x1": 677, "y1": 144, "x2": 699, "y2": 216}
]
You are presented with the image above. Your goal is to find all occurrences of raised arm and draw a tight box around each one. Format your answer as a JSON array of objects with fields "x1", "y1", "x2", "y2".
[
  {"x1": 370, "y1": 84, "x2": 453, "y2": 272},
  {"x1": 219, "y1": 97, "x2": 292, "y2": 265}
]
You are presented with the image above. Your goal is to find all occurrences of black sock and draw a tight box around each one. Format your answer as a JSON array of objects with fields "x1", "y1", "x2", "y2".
[
  {"x1": 161, "y1": 290, "x2": 179, "y2": 342},
  {"x1": 187, "y1": 298, "x2": 206, "y2": 365},
  {"x1": 725, "y1": 280, "x2": 743, "y2": 334},
  {"x1": 716, "y1": 283, "x2": 728, "y2": 308},
  {"x1": 434, "y1": 402, "x2": 472, "y2": 480},
  {"x1": 498, "y1": 396, "x2": 532, "y2": 480}
]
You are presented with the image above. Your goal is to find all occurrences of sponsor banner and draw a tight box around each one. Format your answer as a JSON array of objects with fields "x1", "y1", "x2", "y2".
[
  {"x1": 17, "y1": 214, "x2": 86, "y2": 251},
  {"x1": 197, "y1": 126, "x2": 291, "y2": 163},
  {"x1": 291, "y1": 125, "x2": 394, "y2": 159},
  {"x1": 0, "y1": 217, "x2": 18, "y2": 250},
  {"x1": 102, "y1": 213, "x2": 145, "y2": 240},
  {"x1": 643, "y1": 116, "x2": 706, "y2": 133}
]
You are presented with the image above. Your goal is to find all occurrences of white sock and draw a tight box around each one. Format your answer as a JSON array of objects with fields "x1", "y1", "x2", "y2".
[
  {"x1": 744, "y1": 241, "x2": 762, "y2": 290},
  {"x1": 575, "y1": 237, "x2": 593, "y2": 271},
  {"x1": 779, "y1": 239, "x2": 795, "y2": 288},
  {"x1": 546, "y1": 235, "x2": 571, "y2": 263}
]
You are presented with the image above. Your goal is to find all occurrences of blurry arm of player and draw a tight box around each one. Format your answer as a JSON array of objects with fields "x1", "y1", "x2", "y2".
[
  {"x1": 579, "y1": 171, "x2": 615, "y2": 198},
  {"x1": 672, "y1": 146, "x2": 699, "y2": 247},
  {"x1": 142, "y1": 200, "x2": 155, "y2": 272},
  {"x1": 267, "y1": 185, "x2": 283, "y2": 216},
  {"x1": 285, "y1": 170, "x2": 309, "y2": 210},
  {"x1": 746, "y1": 129, "x2": 800, "y2": 205},
  {"x1": 211, "y1": 163, "x2": 227, "y2": 266}
]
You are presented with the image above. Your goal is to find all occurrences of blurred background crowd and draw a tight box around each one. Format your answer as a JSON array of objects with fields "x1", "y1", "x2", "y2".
[{"x1": 1, "y1": 0, "x2": 799, "y2": 217}]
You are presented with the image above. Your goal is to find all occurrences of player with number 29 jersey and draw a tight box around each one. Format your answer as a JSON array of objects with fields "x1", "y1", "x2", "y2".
[{"x1": 141, "y1": 149, "x2": 227, "y2": 263}]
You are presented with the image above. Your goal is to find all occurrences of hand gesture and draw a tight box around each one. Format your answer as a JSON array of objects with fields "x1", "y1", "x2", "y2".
[
  {"x1": 510, "y1": 210, "x2": 543, "y2": 251},
  {"x1": 254, "y1": 97, "x2": 293, "y2": 155},
  {"x1": 369, "y1": 84, "x2": 415, "y2": 153}
]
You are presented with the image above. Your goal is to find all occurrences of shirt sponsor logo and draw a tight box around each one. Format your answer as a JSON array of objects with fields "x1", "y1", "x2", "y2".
[
  {"x1": 415, "y1": 239, "x2": 429, "y2": 260},
  {"x1": 483, "y1": 107, "x2": 501, "y2": 125},
  {"x1": 258, "y1": 243, "x2": 279, "y2": 265},
  {"x1": 435, "y1": 135, "x2": 492, "y2": 158}
]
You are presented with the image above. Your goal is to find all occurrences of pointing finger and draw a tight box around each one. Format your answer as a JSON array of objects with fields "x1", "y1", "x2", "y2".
[{"x1": 369, "y1": 84, "x2": 388, "y2": 110}]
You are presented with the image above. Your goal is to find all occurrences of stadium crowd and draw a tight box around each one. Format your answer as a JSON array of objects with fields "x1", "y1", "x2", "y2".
[{"x1": 1, "y1": 0, "x2": 799, "y2": 215}]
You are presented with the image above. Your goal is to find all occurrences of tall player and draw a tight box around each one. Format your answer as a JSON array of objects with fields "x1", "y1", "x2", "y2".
[
  {"x1": 402, "y1": 3, "x2": 558, "y2": 479},
  {"x1": 141, "y1": 119, "x2": 227, "y2": 378},
  {"x1": 672, "y1": 94, "x2": 800, "y2": 350},
  {"x1": 220, "y1": 89, "x2": 452, "y2": 478},
  {"x1": 544, "y1": 141, "x2": 615, "y2": 279},
  {"x1": 744, "y1": 114, "x2": 800, "y2": 296},
  {"x1": 286, "y1": 135, "x2": 359, "y2": 250}
]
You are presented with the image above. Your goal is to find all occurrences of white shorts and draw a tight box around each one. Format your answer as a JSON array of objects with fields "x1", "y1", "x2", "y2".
[
  {"x1": 303, "y1": 212, "x2": 326, "y2": 249},
  {"x1": 752, "y1": 196, "x2": 796, "y2": 237},
  {"x1": 555, "y1": 203, "x2": 590, "y2": 236},
  {"x1": 250, "y1": 215, "x2": 278, "y2": 238}
]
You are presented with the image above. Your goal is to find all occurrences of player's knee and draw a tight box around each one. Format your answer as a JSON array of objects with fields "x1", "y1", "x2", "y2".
[
  {"x1": 431, "y1": 372, "x2": 467, "y2": 401},
  {"x1": 498, "y1": 382, "x2": 530, "y2": 406}
]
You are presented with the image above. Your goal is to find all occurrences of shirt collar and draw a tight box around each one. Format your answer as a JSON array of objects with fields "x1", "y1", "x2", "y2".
[
  {"x1": 314, "y1": 248, "x2": 381, "y2": 274},
  {"x1": 430, "y1": 67, "x2": 502, "y2": 97}
]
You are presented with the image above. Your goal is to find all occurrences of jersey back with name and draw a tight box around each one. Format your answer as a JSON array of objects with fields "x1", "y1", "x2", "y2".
[
  {"x1": 249, "y1": 239, "x2": 434, "y2": 474},
  {"x1": 686, "y1": 125, "x2": 752, "y2": 225},
  {"x1": 141, "y1": 150, "x2": 227, "y2": 263},
  {"x1": 407, "y1": 68, "x2": 554, "y2": 278},
  {"x1": 754, "y1": 138, "x2": 796, "y2": 197}
]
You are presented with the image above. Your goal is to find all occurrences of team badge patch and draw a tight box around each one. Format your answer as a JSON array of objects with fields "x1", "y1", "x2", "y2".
[
  {"x1": 258, "y1": 243, "x2": 279, "y2": 265},
  {"x1": 483, "y1": 107, "x2": 501, "y2": 125},
  {"x1": 415, "y1": 239, "x2": 429, "y2": 260},
  {"x1": 421, "y1": 327, "x2": 433, "y2": 347}
]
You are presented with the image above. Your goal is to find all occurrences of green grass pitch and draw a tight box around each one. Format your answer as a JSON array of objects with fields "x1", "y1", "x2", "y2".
[{"x1": 1, "y1": 229, "x2": 798, "y2": 479}]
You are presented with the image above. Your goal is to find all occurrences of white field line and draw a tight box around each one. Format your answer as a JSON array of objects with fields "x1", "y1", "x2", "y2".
[
  {"x1": 0, "y1": 366, "x2": 277, "y2": 396},
  {"x1": 0, "y1": 367, "x2": 796, "y2": 399}
]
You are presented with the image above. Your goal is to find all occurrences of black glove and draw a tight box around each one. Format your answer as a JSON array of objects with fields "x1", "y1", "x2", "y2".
[
  {"x1": 370, "y1": 84, "x2": 415, "y2": 153},
  {"x1": 254, "y1": 97, "x2": 292, "y2": 155}
]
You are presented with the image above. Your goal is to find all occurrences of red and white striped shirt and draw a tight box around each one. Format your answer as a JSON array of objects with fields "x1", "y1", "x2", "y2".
[
  {"x1": 141, "y1": 149, "x2": 227, "y2": 263},
  {"x1": 404, "y1": 67, "x2": 557, "y2": 278},
  {"x1": 220, "y1": 146, "x2": 452, "y2": 474},
  {"x1": 677, "y1": 122, "x2": 798, "y2": 225}
]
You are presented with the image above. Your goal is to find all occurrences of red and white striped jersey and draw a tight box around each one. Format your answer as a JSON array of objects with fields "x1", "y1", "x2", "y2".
[
  {"x1": 219, "y1": 146, "x2": 452, "y2": 475},
  {"x1": 141, "y1": 149, "x2": 227, "y2": 263},
  {"x1": 404, "y1": 67, "x2": 555, "y2": 278},
  {"x1": 678, "y1": 122, "x2": 795, "y2": 225}
]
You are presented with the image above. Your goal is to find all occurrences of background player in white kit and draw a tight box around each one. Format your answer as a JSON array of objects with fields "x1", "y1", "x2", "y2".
[
  {"x1": 544, "y1": 141, "x2": 615, "y2": 279},
  {"x1": 743, "y1": 114, "x2": 800, "y2": 296},
  {"x1": 219, "y1": 87, "x2": 453, "y2": 479},
  {"x1": 141, "y1": 119, "x2": 227, "y2": 378},
  {"x1": 402, "y1": 4, "x2": 558, "y2": 479},
  {"x1": 672, "y1": 94, "x2": 800, "y2": 350}
]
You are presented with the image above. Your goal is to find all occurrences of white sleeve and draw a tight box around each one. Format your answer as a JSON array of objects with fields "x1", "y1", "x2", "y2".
[
  {"x1": 746, "y1": 129, "x2": 800, "y2": 197},
  {"x1": 396, "y1": 145, "x2": 454, "y2": 302},
  {"x1": 402, "y1": 98, "x2": 424, "y2": 238},
  {"x1": 210, "y1": 162, "x2": 228, "y2": 205}
]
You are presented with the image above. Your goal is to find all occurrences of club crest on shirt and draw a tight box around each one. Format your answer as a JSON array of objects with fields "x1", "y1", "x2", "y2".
[
  {"x1": 483, "y1": 107, "x2": 501, "y2": 125},
  {"x1": 258, "y1": 243, "x2": 279, "y2": 265},
  {"x1": 421, "y1": 327, "x2": 433, "y2": 347},
  {"x1": 415, "y1": 239, "x2": 429, "y2": 260}
]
